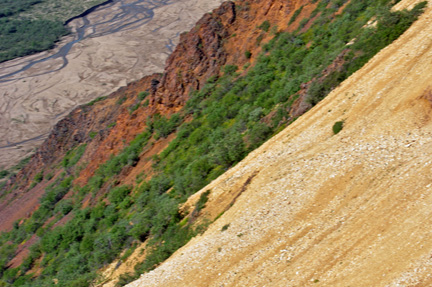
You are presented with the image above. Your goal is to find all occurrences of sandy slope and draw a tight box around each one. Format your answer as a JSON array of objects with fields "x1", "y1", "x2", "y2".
[
  {"x1": 0, "y1": 0, "x2": 223, "y2": 170},
  {"x1": 128, "y1": 1, "x2": 432, "y2": 286}
]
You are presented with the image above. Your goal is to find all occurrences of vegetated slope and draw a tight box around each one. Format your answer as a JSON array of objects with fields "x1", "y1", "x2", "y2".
[
  {"x1": 0, "y1": 0, "x2": 427, "y2": 286},
  {"x1": 128, "y1": 1, "x2": 432, "y2": 286}
]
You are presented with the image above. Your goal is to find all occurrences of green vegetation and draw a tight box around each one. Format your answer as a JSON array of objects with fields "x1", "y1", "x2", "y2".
[
  {"x1": 289, "y1": 5, "x2": 304, "y2": 24},
  {"x1": 221, "y1": 223, "x2": 230, "y2": 232},
  {"x1": 0, "y1": 0, "x2": 106, "y2": 63},
  {"x1": 86, "y1": 96, "x2": 107, "y2": 106},
  {"x1": 332, "y1": 120, "x2": 344, "y2": 134},
  {"x1": 196, "y1": 190, "x2": 210, "y2": 213},
  {"x1": 33, "y1": 171, "x2": 44, "y2": 183},
  {"x1": 0, "y1": 18, "x2": 68, "y2": 63},
  {"x1": 0, "y1": 170, "x2": 9, "y2": 180},
  {"x1": 129, "y1": 103, "x2": 140, "y2": 114},
  {"x1": 0, "y1": 1, "x2": 426, "y2": 286},
  {"x1": 116, "y1": 96, "x2": 127, "y2": 105},
  {"x1": 147, "y1": 113, "x2": 182, "y2": 140},
  {"x1": 258, "y1": 20, "x2": 271, "y2": 32},
  {"x1": 89, "y1": 131, "x2": 97, "y2": 139},
  {"x1": 138, "y1": 91, "x2": 149, "y2": 101},
  {"x1": 62, "y1": 144, "x2": 87, "y2": 168},
  {"x1": 0, "y1": 156, "x2": 32, "y2": 188}
]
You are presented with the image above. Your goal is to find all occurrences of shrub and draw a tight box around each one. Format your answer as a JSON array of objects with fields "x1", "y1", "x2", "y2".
[
  {"x1": 258, "y1": 20, "x2": 271, "y2": 32},
  {"x1": 191, "y1": 190, "x2": 211, "y2": 218},
  {"x1": 0, "y1": 170, "x2": 9, "y2": 179},
  {"x1": 221, "y1": 223, "x2": 230, "y2": 231},
  {"x1": 34, "y1": 171, "x2": 44, "y2": 183},
  {"x1": 138, "y1": 91, "x2": 149, "y2": 101},
  {"x1": 289, "y1": 6, "x2": 304, "y2": 25},
  {"x1": 86, "y1": 96, "x2": 106, "y2": 106},
  {"x1": 108, "y1": 185, "x2": 132, "y2": 205},
  {"x1": 89, "y1": 131, "x2": 97, "y2": 139},
  {"x1": 129, "y1": 103, "x2": 140, "y2": 114},
  {"x1": 332, "y1": 120, "x2": 344, "y2": 134},
  {"x1": 116, "y1": 96, "x2": 127, "y2": 105},
  {"x1": 1, "y1": 1, "x2": 426, "y2": 286},
  {"x1": 223, "y1": 65, "x2": 238, "y2": 75},
  {"x1": 62, "y1": 144, "x2": 86, "y2": 168}
]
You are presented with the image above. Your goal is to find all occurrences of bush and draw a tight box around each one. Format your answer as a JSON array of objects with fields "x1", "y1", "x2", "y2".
[
  {"x1": 221, "y1": 223, "x2": 230, "y2": 231},
  {"x1": 89, "y1": 131, "x2": 97, "y2": 139},
  {"x1": 332, "y1": 120, "x2": 344, "y2": 134},
  {"x1": 86, "y1": 96, "x2": 106, "y2": 106},
  {"x1": 34, "y1": 171, "x2": 44, "y2": 183},
  {"x1": 289, "y1": 6, "x2": 304, "y2": 25},
  {"x1": 108, "y1": 185, "x2": 132, "y2": 205},
  {"x1": 223, "y1": 65, "x2": 238, "y2": 75},
  {"x1": 0, "y1": 170, "x2": 9, "y2": 179},
  {"x1": 138, "y1": 91, "x2": 149, "y2": 101},
  {"x1": 192, "y1": 190, "x2": 210, "y2": 216},
  {"x1": 258, "y1": 20, "x2": 271, "y2": 32},
  {"x1": 62, "y1": 144, "x2": 86, "y2": 168}
]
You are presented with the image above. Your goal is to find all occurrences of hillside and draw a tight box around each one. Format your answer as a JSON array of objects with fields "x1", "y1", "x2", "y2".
[
  {"x1": 128, "y1": 0, "x2": 432, "y2": 285},
  {"x1": 0, "y1": 0, "x2": 429, "y2": 286}
]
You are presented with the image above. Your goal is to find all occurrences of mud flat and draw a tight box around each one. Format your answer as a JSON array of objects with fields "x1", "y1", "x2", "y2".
[{"x1": 0, "y1": 0, "x2": 223, "y2": 170}]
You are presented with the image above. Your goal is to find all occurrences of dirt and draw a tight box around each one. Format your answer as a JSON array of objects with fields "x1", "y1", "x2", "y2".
[
  {"x1": 97, "y1": 242, "x2": 148, "y2": 287},
  {"x1": 127, "y1": 0, "x2": 432, "y2": 286}
]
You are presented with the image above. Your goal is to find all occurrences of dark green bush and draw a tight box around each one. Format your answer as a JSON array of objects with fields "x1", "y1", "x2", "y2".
[
  {"x1": 33, "y1": 171, "x2": 44, "y2": 183},
  {"x1": 332, "y1": 120, "x2": 344, "y2": 134},
  {"x1": 0, "y1": 170, "x2": 9, "y2": 179},
  {"x1": 258, "y1": 20, "x2": 271, "y2": 32},
  {"x1": 108, "y1": 185, "x2": 132, "y2": 205},
  {"x1": 138, "y1": 91, "x2": 149, "y2": 101}
]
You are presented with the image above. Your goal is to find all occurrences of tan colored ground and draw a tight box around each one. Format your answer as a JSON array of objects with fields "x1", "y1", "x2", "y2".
[
  {"x1": 97, "y1": 242, "x2": 148, "y2": 287},
  {"x1": 128, "y1": 1, "x2": 432, "y2": 286},
  {"x1": 0, "y1": 0, "x2": 223, "y2": 170}
]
